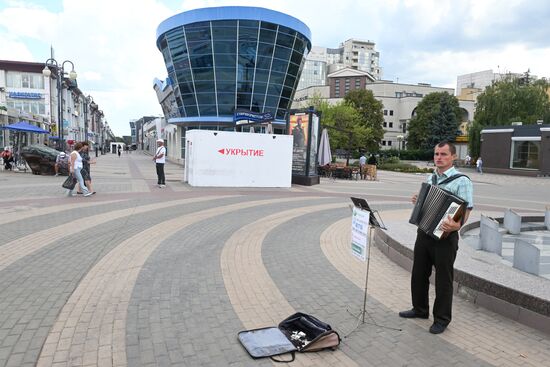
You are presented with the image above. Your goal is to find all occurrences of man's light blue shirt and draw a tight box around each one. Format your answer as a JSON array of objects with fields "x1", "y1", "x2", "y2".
[{"x1": 426, "y1": 166, "x2": 474, "y2": 209}]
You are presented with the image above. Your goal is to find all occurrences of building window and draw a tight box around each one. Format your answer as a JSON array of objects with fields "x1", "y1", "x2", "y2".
[
  {"x1": 383, "y1": 110, "x2": 387, "y2": 116},
  {"x1": 389, "y1": 110, "x2": 394, "y2": 116},
  {"x1": 7, "y1": 100, "x2": 46, "y2": 114},
  {"x1": 387, "y1": 140, "x2": 392, "y2": 146},
  {"x1": 511, "y1": 140, "x2": 540, "y2": 170},
  {"x1": 389, "y1": 122, "x2": 393, "y2": 128},
  {"x1": 382, "y1": 140, "x2": 386, "y2": 146},
  {"x1": 7, "y1": 72, "x2": 44, "y2": 89},
  {"x1": 383, "y1": 122, "x2": 387, "y2": 127}
]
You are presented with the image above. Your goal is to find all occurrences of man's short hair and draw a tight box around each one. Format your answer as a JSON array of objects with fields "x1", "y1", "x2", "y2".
[{"x1": 435, "y1": 141, "x2": 456, "y2": 155}]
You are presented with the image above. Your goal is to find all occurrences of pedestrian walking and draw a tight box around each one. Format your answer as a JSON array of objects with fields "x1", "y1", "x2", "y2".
[
  {"x1": 117, "y1": 145, "x2": 121, "y2": 157},
  {"x1": 153, "y1": 139, "x2": 166, "y2": 188},
  {"x1": 77, "y1": 142, "x2": 95, "y2": 195},
  {"x1": 399, "y1": 141, "x2": 473, "y2": 334},
  {"x1": 359, "y1": 153, "x2": 367, "y2": 180},
  {"x1": 67, "y1": 142, "x2": 92, "y2": 197},
  {"x1": 476, "y1": 157, "x2": 483, "y2": 174}
]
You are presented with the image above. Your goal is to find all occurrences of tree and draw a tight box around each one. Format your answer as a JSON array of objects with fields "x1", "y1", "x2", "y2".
[
  {"x1": 344, "y1": 89, "x2": 385, "y2": 151},
  {"x1": 469, "y1": 75, "x2": 550, "y2": 157},
  {"x1": 407, "y1": 92, "x2": 461, "y2": 150},
  {"x1": 316, "y1": 102, "x2": 362, "y2": 151}
]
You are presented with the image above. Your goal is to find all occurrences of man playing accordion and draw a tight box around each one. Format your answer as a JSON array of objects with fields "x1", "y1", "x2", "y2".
[{"x1": 399, "y1": 141, "x2": 473, "y2": 334}]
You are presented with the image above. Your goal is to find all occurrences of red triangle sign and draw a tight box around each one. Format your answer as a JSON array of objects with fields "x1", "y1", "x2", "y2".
[{"x1": 218, "y1": 148, "x2": 225, "y2": 154}]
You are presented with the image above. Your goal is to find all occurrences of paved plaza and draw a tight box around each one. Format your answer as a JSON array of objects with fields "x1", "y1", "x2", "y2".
[{"x1": 0, "y1": 151, "x2": 549, "y2": 367}]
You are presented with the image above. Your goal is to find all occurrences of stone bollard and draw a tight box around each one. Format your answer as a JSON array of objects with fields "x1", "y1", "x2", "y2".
[
  {"x1": 545, "y1": 206, "x2": 550, "y2": 230},
  {"x1": 503, "y1": 209, "x2": 521, "y2": 235},
  {"x1": 479, "y1": 215, "x2": 502, "y2": 255},
  {"x1": 513, "y1": 239, "x2": 540, "y2": 276}
]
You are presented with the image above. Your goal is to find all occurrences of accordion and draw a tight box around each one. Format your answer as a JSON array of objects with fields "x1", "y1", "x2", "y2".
[{"x1": 409, "y1": 183, "x2": 466, "y2": 239}]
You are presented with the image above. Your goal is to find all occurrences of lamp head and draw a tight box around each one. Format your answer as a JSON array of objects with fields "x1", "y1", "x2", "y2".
[
  {"x1": 42, "y1": 67, "x2": 52, "y2": 77},
  {"x1": 68, "y1": 70, "x2": 77, "y2": 80}
]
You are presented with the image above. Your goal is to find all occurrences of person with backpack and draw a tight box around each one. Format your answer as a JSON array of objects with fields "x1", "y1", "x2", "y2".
[{"x1": 399, "y1": 141, "x2": 473, "y2": 334}]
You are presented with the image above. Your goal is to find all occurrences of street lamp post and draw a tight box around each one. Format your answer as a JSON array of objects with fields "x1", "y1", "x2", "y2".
[
  {"x1": 83, "y1": 95, "x2": 93, "y2": 143},
  {"x1": 43, "y1": 58, "x2": 77, "y2": 151},
  {"x1": 397, "y1": 135, "x2": 404, "y2": 159}
]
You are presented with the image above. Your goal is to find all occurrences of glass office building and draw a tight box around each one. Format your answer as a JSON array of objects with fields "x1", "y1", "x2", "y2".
[{"x1": 156, "y1": 6, "x2": 312, "y2": 129}]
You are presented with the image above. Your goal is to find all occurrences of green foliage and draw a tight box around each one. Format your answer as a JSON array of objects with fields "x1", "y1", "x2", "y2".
[
  {"x1": 383, "y1": 156, "x2": 400, "y2": 164},
  {"x1": 474, "y1": 76, "x2": 550, "y2": 127},
  {"x1": 344, "y1": 89, "x2": 385, "y2": 150},
  {"x1": 407, "y1": 92, "x2": 461, "y2": 150},
  {"x1": 469, "y1": 74, "x2": 550, "y2": 157},
  {"x1": 378, "y1": 161, "x2": 434, "y2": 173},
  {"x1": 318, "y1": 102, "x2": 362, "y2": 150},
  {"x1": 467, "y1": 122, "x2": 483, "y2": 158},
  {"x1": 312, "y1": 90, "x2": 384, "y2": 154},
  {"x1": 375, "y1": 148, "x2": 433, "y2": 161}
]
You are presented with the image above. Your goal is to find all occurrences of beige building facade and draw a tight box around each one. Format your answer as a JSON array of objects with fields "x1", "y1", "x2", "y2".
[{"x1": 293, "y1": 68, "x2": 475, "y2": 156}]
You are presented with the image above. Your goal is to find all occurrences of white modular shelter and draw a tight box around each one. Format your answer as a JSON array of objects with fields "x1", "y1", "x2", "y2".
[{"x1": 184, "y1": 130, "x2": 293, "y2": 187}]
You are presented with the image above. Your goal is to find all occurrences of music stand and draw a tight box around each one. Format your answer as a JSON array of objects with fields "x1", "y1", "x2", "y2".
[{"x1": 345, "y1": 197, "x2": 400, "y2": 336}]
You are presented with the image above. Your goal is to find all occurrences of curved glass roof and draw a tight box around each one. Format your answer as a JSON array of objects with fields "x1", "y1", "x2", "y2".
[{"x1": 157, "y1": 6, "x2": 311, "y2": 49}]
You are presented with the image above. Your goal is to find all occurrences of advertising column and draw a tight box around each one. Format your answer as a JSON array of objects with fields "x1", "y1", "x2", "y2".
[{"x1": 288, "y1": 108, "x2": 320, "y2": 186}]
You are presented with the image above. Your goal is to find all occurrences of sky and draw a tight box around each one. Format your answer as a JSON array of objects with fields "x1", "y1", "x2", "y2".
[{"x1": 1, "y1": 0, "x2": 549, "y2": 136}]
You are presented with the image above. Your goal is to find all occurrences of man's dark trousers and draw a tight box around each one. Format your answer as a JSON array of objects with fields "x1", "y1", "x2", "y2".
[
  {"x1": 411, "y1": 230, "x2": 458, "y2": 326},
  {"x1": 156, "y1": 163, "x2": 165, "y2": 185}
]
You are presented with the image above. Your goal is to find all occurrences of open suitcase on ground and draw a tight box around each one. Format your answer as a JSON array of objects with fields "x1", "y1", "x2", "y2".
[{"x1": 238, "y1": 312, "x2": 341, "y2": 362}]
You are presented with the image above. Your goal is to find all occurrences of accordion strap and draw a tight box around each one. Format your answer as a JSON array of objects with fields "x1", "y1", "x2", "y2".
[{"x1": 432, "y1": 173, "x2": 470, "y2": 186}]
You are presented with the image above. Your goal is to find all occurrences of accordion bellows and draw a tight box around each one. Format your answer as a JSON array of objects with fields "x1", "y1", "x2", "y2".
[{"x1": 409, "y1": 183, "x2": 466, "y2": 239}]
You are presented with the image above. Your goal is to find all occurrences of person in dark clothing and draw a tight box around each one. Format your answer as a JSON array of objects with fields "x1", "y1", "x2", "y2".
[
  {"x1": 399, "y1": 141, "x2": 473, "y2": 334},
  {"x1": 2, "y1": 147, "x2": 14, "y2": 170},
  {"x1": 77, "y1": 142, "x2": 95, "y2": 194},
  {"x1": 117, "y1": 145, "x2": 121, "y2": 157},
  {"x1": 367, "y1": 154, "x2": 377, "y2": 166},
  {"x1": 292, "y1": 118, "x2": 305, "y2": 147}
]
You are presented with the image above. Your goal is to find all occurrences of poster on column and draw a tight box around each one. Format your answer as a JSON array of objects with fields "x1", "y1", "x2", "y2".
[
  {"x1": 289, "y1": 114, "x2": 309, "y2": 175},
  {"x1": 351, "y1": 206, "x2": 370, "y2": 262}
]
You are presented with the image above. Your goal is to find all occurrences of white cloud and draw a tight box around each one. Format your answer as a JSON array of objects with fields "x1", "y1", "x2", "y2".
[
  {"x1": 1, "y1": 0, "x2": 549, "y2": 136},
  {"x1": 0, "y1": 33, "x2": 34, "y2": 60},
  {"x1": 402, "y1": 44, "x2": 550, "y2": 88},
  {"x1": 1, "y1": 0, "x2": 171, "y2": 136}
]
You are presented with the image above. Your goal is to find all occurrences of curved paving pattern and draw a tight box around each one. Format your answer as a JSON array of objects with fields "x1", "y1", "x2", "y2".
[
  {"x1": 0, "y1": 152, "x2": 548, "y2": 366},
  {"x1": 37, "y1": 197, "x2": 325, "y2": 366},
  {"x1": 222, "y1": 202, "x2": 357, "y2": 367},
  {"x1": 321, "y1": 211, "x2": 550, "y2": 367}
]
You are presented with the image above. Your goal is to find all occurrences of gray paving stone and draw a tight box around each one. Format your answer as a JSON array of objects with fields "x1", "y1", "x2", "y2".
[
  {"x1": 263, "y1": 205, "x2": 494, "y2": 367},
  {"x1": 126, "y1": 198, "x2": 324, "y2": 366}
]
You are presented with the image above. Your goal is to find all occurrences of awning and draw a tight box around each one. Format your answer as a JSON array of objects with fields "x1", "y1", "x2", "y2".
[{"x1": 1, "y1": 121, "x2": 49, "y2": 134}]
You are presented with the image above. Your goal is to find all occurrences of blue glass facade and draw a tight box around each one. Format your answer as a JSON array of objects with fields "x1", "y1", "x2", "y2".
[{"x1": 156, "y1": 7, "x2": 311, "y2": 126}]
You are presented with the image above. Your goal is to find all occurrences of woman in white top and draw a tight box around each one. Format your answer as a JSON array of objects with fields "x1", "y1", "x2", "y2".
[{"x1": 68, "y1": 142, "x2": 92, "y2": 197}]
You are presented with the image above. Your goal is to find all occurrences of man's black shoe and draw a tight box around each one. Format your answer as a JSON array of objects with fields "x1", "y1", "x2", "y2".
[
  {"x1": 429, "y1": 322, "x2": 447, "y2": 334},
  {"x1": 398, "y1": 309, "x2": 429, "y2": 319}
]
